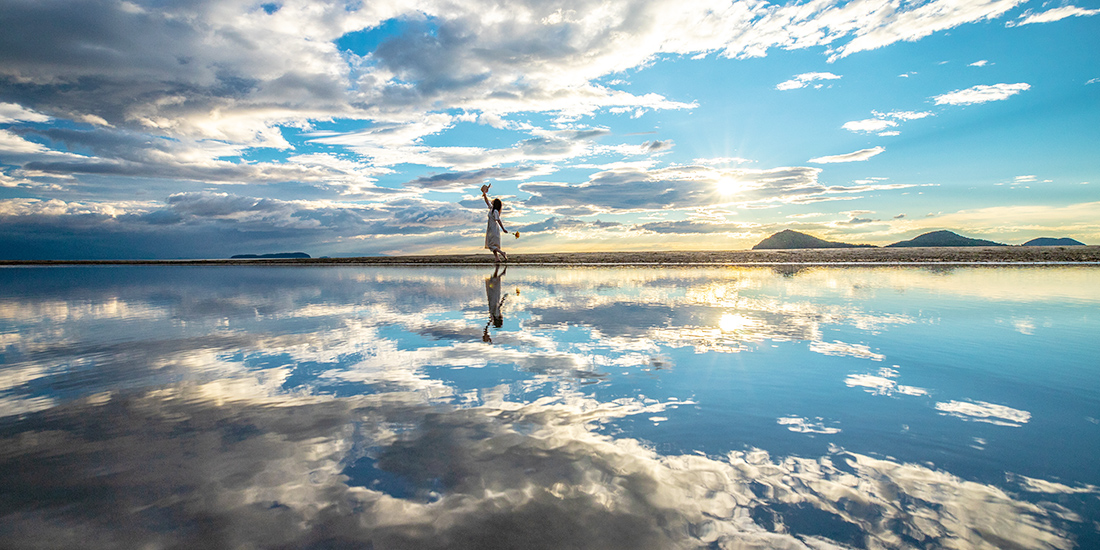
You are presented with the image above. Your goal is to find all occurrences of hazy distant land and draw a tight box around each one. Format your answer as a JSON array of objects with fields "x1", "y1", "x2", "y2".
[
  {"x1": 5, "y1": 230, "x2": 1096, "y2": 266},
  {"x1": 753, "y1": 229, "x2": 1086, "y2": 250},
  {"x1": 5, "y1": 246, "x2": 1099, "y2": 266},
  {"x1": 230, "y1": 252, "x2": 312, "y2": 259}
]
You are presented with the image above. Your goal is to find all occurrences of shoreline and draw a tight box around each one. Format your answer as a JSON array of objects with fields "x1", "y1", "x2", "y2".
[{"x1": 4, "y1": 246, "x2": 1100, "y2": 266}]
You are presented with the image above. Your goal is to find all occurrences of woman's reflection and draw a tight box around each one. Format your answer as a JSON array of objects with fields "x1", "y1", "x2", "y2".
[{"x1": 483, "y1": 265, "x2": 507, "y2": 343}]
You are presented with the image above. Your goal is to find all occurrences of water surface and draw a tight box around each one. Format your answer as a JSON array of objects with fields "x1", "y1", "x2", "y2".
[{"x1": 1, "y1": 265, "x2": 1098, "y2": 549}]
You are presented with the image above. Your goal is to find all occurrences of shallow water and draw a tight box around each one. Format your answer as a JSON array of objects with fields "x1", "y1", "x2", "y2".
[{"x1": 1, "y1": 265, "x2": 1098, "y2": 549}]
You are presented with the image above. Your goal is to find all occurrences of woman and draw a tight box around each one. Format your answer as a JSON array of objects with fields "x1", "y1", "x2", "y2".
[{"x1": 481, "y1": 183, "x2": 513, "y2": 263}]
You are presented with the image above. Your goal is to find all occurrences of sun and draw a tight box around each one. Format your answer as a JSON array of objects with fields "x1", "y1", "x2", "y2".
[{"x1": 715, "y1": 176, "x2": 741, "y2": 195}]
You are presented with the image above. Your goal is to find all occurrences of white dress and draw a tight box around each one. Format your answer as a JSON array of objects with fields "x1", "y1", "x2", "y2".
[
  {"x1": 485, "y1": 209, "x2": 502, "y2": 250},
  {"x1": 486, "y1": 274, "x2": 502, "y2": 319}
]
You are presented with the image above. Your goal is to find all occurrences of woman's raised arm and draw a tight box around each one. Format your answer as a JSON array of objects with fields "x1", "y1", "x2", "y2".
[{"x1": 481, "y1": 184, "x2": 492, "y2": 208}]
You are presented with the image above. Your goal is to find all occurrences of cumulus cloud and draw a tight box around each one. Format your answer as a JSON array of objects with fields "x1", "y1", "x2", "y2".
[
  {"x1": 775, "y1": 72, "x2": 841, "y2": 90},
  {"x1": 837, "y1": 216, "x2": 877, "y2": 225},
  {"x1": 513, "y1": 216, "x2": 623, "y2": 235},
  {"x1": 808, "y1": 146, "x2": 885, "y2": 164},
  {"x1": 0, "y1": 0, "x2": 1035, "y2": 143},
  {"x1": 2, "y1": 126, "x2": 398, "y2": 196},
  {"x1": 823, "y1": 0, "x2": 1025, "y2": 60},
  {"x1": 311, "y1": 122, "x2": 621, "y2": 172},
  {"x1": 0, "y1": 192, "x2": 487, "y2": 259},
  {"x1": 1006, "y1": 5, "x2": 1100, "y2": 27},
  {"x1": 881, "y1": 110, "x2": 932, "y2": 120},
  {"x1": 842, "y1": 118, "x2": 898, "y2": 133},
  {"x1": 638, "y1": 220, "x2": 754, "y2": 234},
  {"x1": 932, "y1": 82, "x2": 1031, "y2": 105},
  {"x1": 0, "y1": 0, "x2": 1073, "y2": 257},
  {"x1": 402, "y1": 166, "x2": 551, "y2": 191},
  {"x1": 0, "y1": 102, "x2": 50, "y2": 123},
  {"x1": 842, "y1": 111, "x2": 931, "y2": 136},
  {"x1": 521, "y1": 164, "x2": 834, "y2": 215}
]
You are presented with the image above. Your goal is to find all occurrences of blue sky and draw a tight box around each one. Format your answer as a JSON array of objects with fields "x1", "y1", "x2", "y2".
[{"x1": 0, "y1": 0, "x2": 1097, "y2": 259}]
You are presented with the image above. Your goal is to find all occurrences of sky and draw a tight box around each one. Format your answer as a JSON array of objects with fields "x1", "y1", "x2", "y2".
[{"x1": 0, "y1": 0, "x2": 1098, "y2": 259}]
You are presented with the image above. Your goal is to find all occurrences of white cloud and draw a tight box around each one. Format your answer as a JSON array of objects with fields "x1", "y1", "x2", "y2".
[
  {"x1": 311, "y1": 122, "x2": 620, "y2": 172},
  {"x1": 969, "y1": 60, "x2": 989, "y2": 67},
  {"x1": 825, "y1": 0, "x2": 1026, "y2": 60},
  {"x1": 521, "y1": 164, "x2": 835, "y2": 215},
  {"x1": 932, "y1": 82, "x2": 1031, "y2": 105},
  {"x1": 0, "y1": 0, "x2": 1038, "y2": 146},
  {"x1": 809, "y1": 146, "x2": 884, "y2": 162},
  {"x1": 0, "y1": 0, "x2": 1085, "y2": 258},
  {"x1": 776, "y1": 72, "x2": 841, "y2": 91},
  {"x1": 0, "y1": 197, "x2": 158, "y2": 218},
  {"x1": 0, "y1": 129, "x2": 52, "y2": 155},
  {"x1": 0, "y1": 102, "x2": 51, "y2": 124},
  {"x1": 842, "y1": 110, "x2": 932, "y2": 136},
  {"x1": 1006, "y1": 5, "x2": 1100, "y2": 27},
  {"x1": 881, "y1": 110, "x2": 932, "y2": 120},
  {"x1": 842, "y1": 119, "x2": 898, "y2": 133},
  {"x1": 402, "y1": 166, "x2": 555, "y2": 191},
  {"x1": 808, "y1": 146, "x2": 885, "y2": 164}
]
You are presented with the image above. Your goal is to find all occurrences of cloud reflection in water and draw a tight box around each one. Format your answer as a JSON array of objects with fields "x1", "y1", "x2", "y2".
[
  {"x1": 0, "y1": 265, "x2": 1097, "y2": 548},
  {"x1": 0, "y1": 382, "x2": 1080, "y2": 549}
]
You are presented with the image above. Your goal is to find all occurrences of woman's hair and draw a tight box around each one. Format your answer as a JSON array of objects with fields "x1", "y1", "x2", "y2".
[{"x1": 491, "y1": 198, "x2": 502, "y2": 212}]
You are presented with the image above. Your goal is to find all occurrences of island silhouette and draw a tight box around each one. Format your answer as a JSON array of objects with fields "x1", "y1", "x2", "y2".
[
  {"x1": 752, "y1": 229, "x2": 1087, "y2": 250},
  {"x1": 752, "y1": 229, "x2": 875, "y2": 249},
  {"x1": 230, "y1": 252, "x2": 312, "y2": 259},
  {"x1": 1021, "y1": 237, "x2": 1085, "y2": 246}
]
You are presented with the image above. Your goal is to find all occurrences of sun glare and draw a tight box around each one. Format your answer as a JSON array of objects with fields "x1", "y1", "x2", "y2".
[
  {"x1": 716, "y1": 176, "x2": 740, "y2": 195},
  {"x1": 719, "y1": 313, "x2": 758, "y2": 332}
]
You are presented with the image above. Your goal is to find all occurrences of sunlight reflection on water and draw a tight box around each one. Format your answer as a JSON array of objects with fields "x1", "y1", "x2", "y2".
[{"x1": 1, "y1": 265, "x2": 1098, "y2": 548}]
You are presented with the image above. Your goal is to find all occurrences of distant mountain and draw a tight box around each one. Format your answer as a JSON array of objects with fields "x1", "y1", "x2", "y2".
[
  {"x1": 231, "y1": 252, "x2": 311, "y2": 259},
  {"x1": 752, "y1": 229, "x2": 876, "y2": 250},
  {"x1": 1022, "y1": 237, "x2": 1085, "y2": 246},
  {"x1": 886, "y1": 230, "x2": 1005, "y2": 248}
]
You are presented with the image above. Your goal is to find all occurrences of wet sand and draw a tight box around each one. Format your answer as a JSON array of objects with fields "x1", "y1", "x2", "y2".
[{"x1": 5, "y1": 246, "x2": 1100, "y2": 266}]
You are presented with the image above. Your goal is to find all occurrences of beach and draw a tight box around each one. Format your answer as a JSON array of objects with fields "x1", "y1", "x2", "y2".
[{"x1": 5, "y1": 245, "x2": 1100, "y2": 266}]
